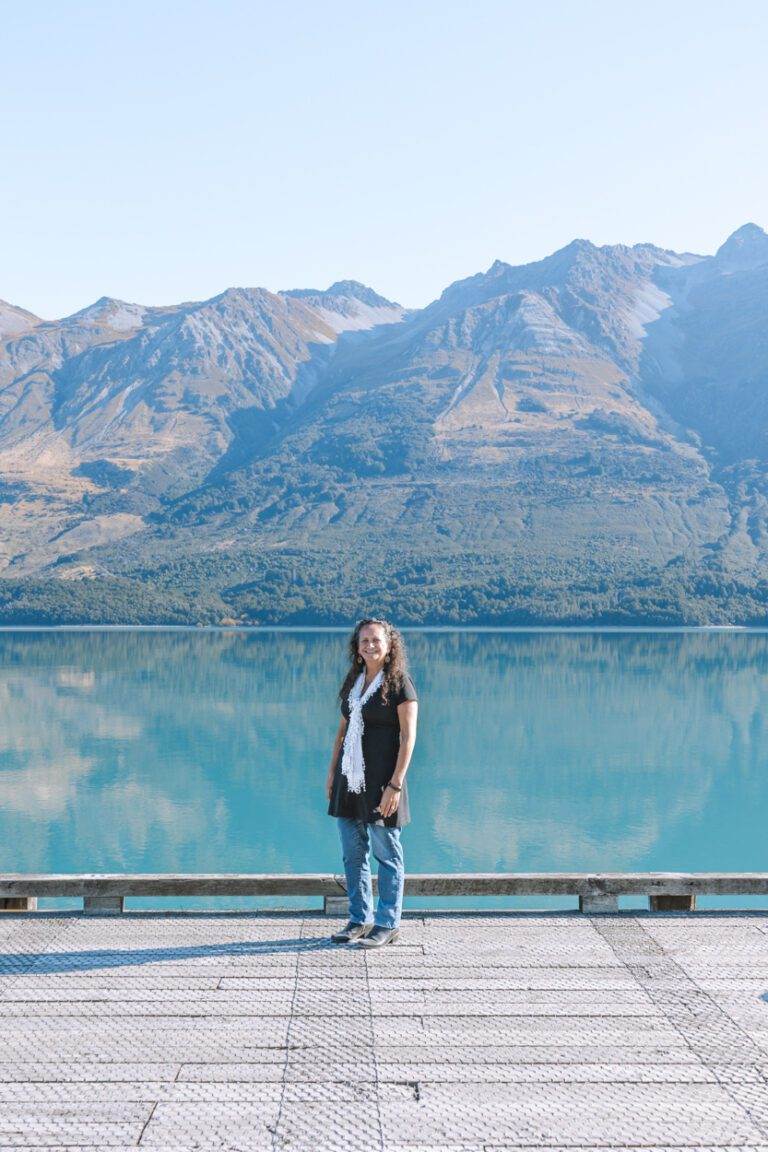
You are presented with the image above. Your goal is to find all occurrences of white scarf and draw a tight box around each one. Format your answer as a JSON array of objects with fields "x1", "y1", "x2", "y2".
[{"x1": 341, "y1": 669, "x2": 384, "y2": 793}]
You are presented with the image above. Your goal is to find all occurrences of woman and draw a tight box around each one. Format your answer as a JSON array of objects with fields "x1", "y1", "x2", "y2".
[{"x1": 326, "y1": 617, "x2": 418, "y2": 947}]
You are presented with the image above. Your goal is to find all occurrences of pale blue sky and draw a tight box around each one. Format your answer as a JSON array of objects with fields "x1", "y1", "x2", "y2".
[{"x1": 2, "y1": 0, "x2": 767, "y2": 319}]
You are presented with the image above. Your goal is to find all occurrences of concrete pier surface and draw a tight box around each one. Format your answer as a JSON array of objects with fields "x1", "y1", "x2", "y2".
[{"x1": 1, "y1": 911, "x2": 768, "y2": 1149}]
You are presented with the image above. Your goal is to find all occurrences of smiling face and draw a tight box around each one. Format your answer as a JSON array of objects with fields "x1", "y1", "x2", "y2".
[{"x1": 357, "y1": 622, "x2": 390, "y2": 668}]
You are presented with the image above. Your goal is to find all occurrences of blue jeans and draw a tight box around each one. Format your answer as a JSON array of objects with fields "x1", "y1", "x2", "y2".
[{"x1": 337, "y1": 818, "x2": 404, "y2": 930}]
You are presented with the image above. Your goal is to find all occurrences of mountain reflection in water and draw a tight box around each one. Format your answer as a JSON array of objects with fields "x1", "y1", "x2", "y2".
[{"x1": 0, "y1": 630, "x2": 765, "y2": 894}]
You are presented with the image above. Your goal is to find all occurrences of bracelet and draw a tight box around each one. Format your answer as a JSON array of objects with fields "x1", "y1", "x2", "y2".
[{"x1": 387, "y1": 782, "x2": 402, "y2": 792}]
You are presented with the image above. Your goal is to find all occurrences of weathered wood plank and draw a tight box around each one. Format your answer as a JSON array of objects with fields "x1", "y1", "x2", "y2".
[
  {"x1": 1, "y1": 871, "x2": 768, "y2": 900},
  {"x1": 83, "y1": 895, "x2": 124, "y2": 914},
  {"x1": 579, "y1": 894, "x2": 619, "y2": 913}
]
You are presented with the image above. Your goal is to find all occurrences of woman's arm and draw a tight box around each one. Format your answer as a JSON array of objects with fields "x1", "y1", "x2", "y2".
[
  {"x1": 326, "y1": 715, "x2": 348, "y2": 800},
  {"x1": 378, "y1": 700, "x2": 418, "y2": 818}
]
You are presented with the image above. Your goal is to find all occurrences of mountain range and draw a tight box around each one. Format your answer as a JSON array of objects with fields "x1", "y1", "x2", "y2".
[{"x1": 2, "y1": 223, "x2": 768, "y2": 624}]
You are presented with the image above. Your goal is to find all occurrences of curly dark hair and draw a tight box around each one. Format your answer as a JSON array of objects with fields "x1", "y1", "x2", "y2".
[{"x1": 338, "y1": 617, "x2": 409, "y2": 707}]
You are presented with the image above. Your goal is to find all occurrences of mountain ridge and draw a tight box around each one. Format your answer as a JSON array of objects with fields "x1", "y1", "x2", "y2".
[{"x1": 2, "y1": 224, "x2": 768, "y2": 625}]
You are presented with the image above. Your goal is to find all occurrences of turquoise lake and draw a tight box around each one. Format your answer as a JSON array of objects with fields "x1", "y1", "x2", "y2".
[{"x1": 1, "y1": 628, "x2": 766, "y2": 910}]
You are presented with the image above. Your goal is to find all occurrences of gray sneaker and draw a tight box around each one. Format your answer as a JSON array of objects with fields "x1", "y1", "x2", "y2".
[
  {"x1": 355, "y1": 926, "x2": 400, "y2": 948},
  {"x1": 330, "y1": 921, "x2": 372, "y2": 944}
]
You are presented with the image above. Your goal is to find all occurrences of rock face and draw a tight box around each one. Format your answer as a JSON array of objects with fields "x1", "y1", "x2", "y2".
[
  {"x1": 1, "y1": 225, "x2": 768, "y2": 623},
  {"x1": 0, "y1": 300, "x2": 40, "y2": 340},
  {"x1": 0, "y1": 284, "x2": 406, "y2": 574}
]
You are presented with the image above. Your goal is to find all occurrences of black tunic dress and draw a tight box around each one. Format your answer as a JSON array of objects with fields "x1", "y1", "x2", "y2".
[{"x1": 328, "y1": 673, "x2": 418, "y2": 829}]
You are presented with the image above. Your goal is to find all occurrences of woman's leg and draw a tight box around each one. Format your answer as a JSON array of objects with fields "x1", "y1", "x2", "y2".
[
  {"x1": 370, "y1": 825, "x2": 404, "y2": 930},
  {"x1": 337, "y1": 818, "x2": 373, "y2": 925}
]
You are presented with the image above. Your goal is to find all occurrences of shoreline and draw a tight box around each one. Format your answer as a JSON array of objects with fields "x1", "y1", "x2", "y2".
[{"x1": 0, "y1": 623, "x2": 762, "y2": 633}]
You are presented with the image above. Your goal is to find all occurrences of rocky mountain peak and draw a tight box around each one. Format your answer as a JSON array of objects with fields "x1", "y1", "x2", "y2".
[
  {"x1": 0, "y1": 299, "x2": 40, "y2": 339},
  {"x1": 324, "y1": 280, "x2": 398, "y2": 308},
  {"x1": 714, "y1": 222, "x2": 768, "y2": 271},
  {"x1": 65, "y1": 296, "x2": 146, "y2": 332},
  {"x1": 279, "y1": 280, "x2": 405, "y2": 336},
  {"x1": 553, "y1": 237, "x2": 597, "y2": 257},
  {"x1": 482, "y1": 240, "x2": 598, "y2": 286},
  {"x1": 209, "y1": 287, "x2": 276, "y2": 310},
  {"x1": 284, "y1": 280, "x2": 399, "y2": 309}
]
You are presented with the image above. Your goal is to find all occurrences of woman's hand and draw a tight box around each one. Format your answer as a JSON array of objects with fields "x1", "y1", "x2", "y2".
[
  {"x1": 377, "y1": 783, "x2": 401, "y2": 819},
  {"x1": 325, "y1": 771, "x2": 335, "y2": 802}
]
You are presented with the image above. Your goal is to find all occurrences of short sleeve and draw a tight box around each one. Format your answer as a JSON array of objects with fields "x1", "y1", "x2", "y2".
[{"x1": 395, "y1": 674, "x2": 418, "y2": 706}]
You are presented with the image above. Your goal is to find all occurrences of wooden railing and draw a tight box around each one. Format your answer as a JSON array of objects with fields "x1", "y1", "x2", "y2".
[{"x1": 2, "y1": 873, "x2": 768, "y2": 913}]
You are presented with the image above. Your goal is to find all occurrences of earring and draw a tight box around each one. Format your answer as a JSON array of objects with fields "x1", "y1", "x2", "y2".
[
  {"x1": 385, "y1": 656, "x2": 390, "y2": 664},
  {"x1": 357, "y1": 655, "x2": 363, "y2": 664}
]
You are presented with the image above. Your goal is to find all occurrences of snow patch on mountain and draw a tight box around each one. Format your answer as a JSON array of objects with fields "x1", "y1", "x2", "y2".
[
  {"x1": 622, "y1": 281, "x2": 674, "y2": 339},
  {"x1": 315, "y1": 300, "x2": 405, "y2": 334}
]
